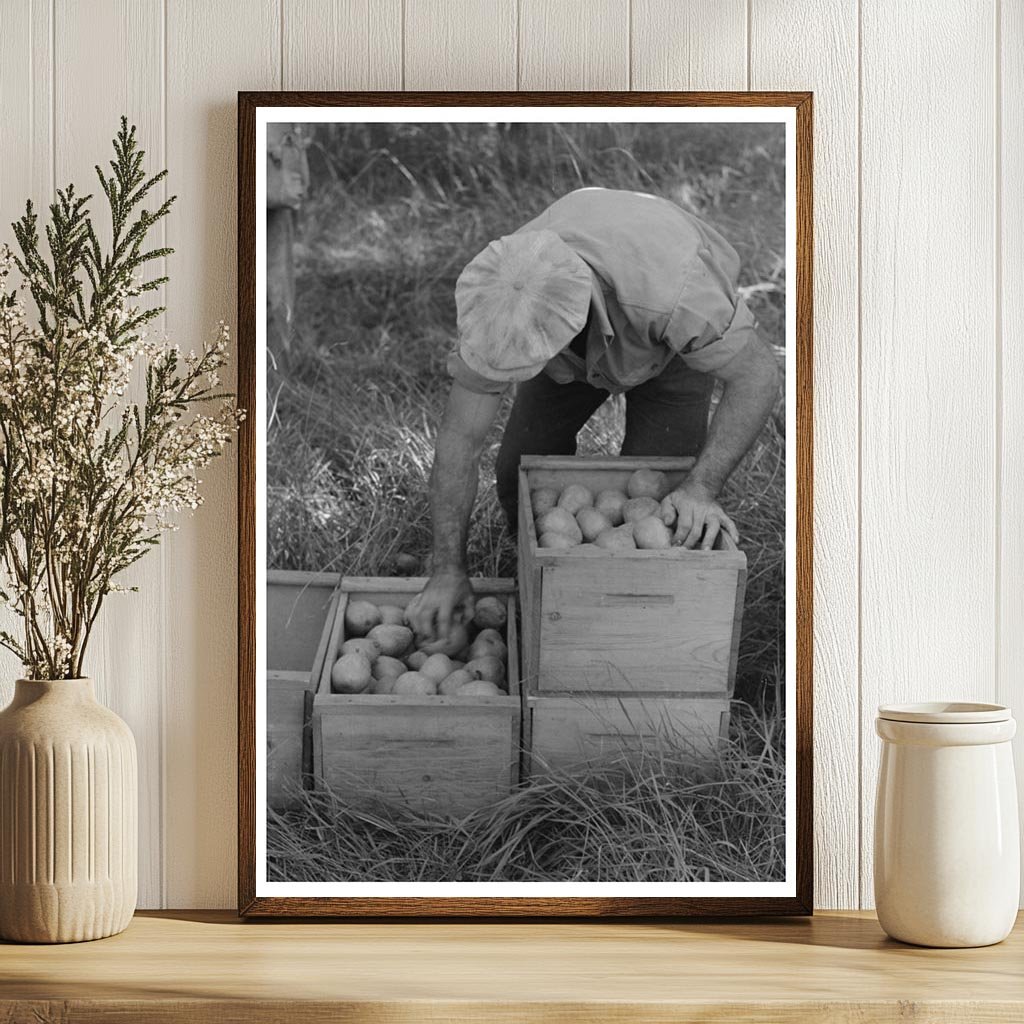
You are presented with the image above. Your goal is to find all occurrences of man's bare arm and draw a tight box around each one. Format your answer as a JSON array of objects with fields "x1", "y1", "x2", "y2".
[
  {"x1": 406, "y1": 382, "x2": 503, "y2": 641},
  {"x1": 689, "y1": 334, "x2": 780, "y2": 497},
  {"x1": 661, "y1": 335, "x2": 779, "y2": 548}
]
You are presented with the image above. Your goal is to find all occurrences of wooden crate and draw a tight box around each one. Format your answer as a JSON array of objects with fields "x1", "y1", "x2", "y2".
[
  {"x1": 525, "y1": 694, "x2": 730, "y2": 775},
  {"x1": 313, "y1": 578, "x2": 521, "y2": 818},
  {"x1": 267, "y1": 570, "x2": 339, "y2": 810},
  {"x1": 517, "y1": 456, "x2": 747, "y2": 696}
]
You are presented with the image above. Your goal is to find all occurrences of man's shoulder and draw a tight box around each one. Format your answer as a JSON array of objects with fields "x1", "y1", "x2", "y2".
[{"x1": 532, "y1": 187, "x2": 692, "y2": 225}]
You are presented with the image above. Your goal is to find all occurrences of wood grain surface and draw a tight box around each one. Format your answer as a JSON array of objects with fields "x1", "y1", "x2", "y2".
[
  {"x1": 631, "y1": 0, "x2": 747, "y2": 91},
  {"x1": 405, "y1": 0, "x2": 517, "y2": 90},
  {"x1": 49, "y1": 0, "x2": 167, "y2": 911},
  {"x1": 1, "y1": 910, "x2": 1023, "y2": 1023},
  {"x1": 749, "y1": 0, "x2": 860, "y2": 912},
  {"x1": 283, "y1": 0, "x2": 402, "y2": 91},
  {"x1": 166, "y1": 0, "x2": 280, "y2": 909},
  {"x1": 857, "y1": 1, "x2": 998, "y2": 909},
  {"x1": 1001, "y1": 0, "x2": 1024, "y2": 892}
]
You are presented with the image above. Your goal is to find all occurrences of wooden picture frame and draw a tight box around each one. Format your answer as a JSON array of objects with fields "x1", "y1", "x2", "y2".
[{"x1": 238, "y1": 91, "x2": 813, "y2": 917}]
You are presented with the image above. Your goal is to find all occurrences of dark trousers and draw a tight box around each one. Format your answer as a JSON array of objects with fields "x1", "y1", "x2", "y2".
[{"x1": 495, "y1": 357, "x2": 715, "y2": 530}]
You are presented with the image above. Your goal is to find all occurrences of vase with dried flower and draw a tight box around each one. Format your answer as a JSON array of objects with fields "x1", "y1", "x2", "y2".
[{"x1": 0, "y1": 119, "x2": 240, "y2": 943}]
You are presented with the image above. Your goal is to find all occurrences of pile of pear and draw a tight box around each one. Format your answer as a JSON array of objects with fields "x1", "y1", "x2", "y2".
[
  {"x1": 532, "y1": 468, "x2": 675, "y2": 552},
  {"x1": 330, "y1": 594, "x2": 510, "y2": 698}
]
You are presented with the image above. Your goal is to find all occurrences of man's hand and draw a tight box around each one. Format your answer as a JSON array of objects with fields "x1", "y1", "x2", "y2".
[
  {"x1": 660, "y1": 482, "x2": 739, "y2": 550},
  {"x1": 405, "y1": 569, "x2": 476, "y2": 645}
]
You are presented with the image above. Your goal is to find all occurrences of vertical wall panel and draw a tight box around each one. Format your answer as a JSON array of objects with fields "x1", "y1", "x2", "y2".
[
  {"x1": 50, "y1": 0, "x2": 166, "y2": 909},
  {"x1": 519, "y1": 0, "x2": 629, "y2": 90},
  {"x1": 860, "y1": 0, "x2": 998, "y2": 908},
  {"x1": 631, "y1": 0, "x2": 746, "y2": 90},
  {"x1": 164, "y1": 0, "x2": 280, "y2": 908},
  {"x1": 0, "y1": 0, "x2": 51, "y2": 226},
  {"x1": 750, "y1": 0, "x2": 860, "y2": 910},
  {"x1": 999, "y1": 0, "x2": 1024, "y2": 900},
  {"x1": 284, "y1": 0, "x2": 402, "y2": 90},
  {"x1": 0, "y1": 1, "x2": 53, "y2": 698},
  {"x1": 404, "y1": 0, "x2": 516, "y2": 89}
]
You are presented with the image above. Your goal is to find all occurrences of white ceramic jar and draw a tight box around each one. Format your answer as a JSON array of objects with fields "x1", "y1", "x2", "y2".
[{"x1": 874, "y1": 702, "x2": 1019, "y2": 947}]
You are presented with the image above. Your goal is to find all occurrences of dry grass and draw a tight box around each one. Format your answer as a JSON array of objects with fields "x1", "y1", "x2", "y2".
[{"x1": 268, "y1": 701, "x2": 786, "y2": 884}]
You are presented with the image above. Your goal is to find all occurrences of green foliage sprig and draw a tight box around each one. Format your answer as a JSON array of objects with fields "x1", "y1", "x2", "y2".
[{"x1": 0, "y1": 118, "x2": 241, "y2": 679}]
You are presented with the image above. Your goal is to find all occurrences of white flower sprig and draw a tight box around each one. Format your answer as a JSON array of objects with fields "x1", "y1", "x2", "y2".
[{"x1": 0, "y1": 119, "x2": 242, "y2": 679}]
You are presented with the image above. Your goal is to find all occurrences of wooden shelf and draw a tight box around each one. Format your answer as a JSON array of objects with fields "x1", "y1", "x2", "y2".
[{"x1": 2, "y1": 910, "x2": 1022, "y2": 1022}]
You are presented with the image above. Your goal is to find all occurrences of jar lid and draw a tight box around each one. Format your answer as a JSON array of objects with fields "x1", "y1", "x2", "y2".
[{"x1": 877, "y1": 701, "x2": 1011, "y2": 724}]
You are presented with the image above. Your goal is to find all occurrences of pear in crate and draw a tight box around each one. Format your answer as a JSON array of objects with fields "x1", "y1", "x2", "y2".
[
  {"x1": 341, "y1": 637, "x2": 381, "y2": 662},
  {"x1": 405, "y1": 650, "x2": 428, "y2": 671},
  {"x1": 367, "y1": 624, "x2": 413, "y2": 657},
  {"x1": 438, "y1": 668, "x2": 476, "y2": 695},
  {"x1": 470, "y1": 628, "x2": 507, "y2": 662},
  {"x1": 419, "y1": 653, "x2": 455, "y2": 684},
  {"x1": 472, "y1": 595, "x2": 507, "y2": 630},
  {"x1": 539, "y1": 531, "x2": 575, "y2": 550},
  {"x1": 368, "y1": 675, "x2": 396, "y2": 695},
  {"x1": 536, "y1": 507, "x2": 582, "y2": 542},
  {"x1": 576, "y1": 507, "x2": 612, "y2": 543},
  {"x1": 634, "y1": 515, "x2": 672, "y2": 549},
  {"x1": 392, "y1": 671, "x2": 437, "y2": 696},
  {"x1": 416, "y1": 622, "x2": 469, "y2": 657},
  {"x1": 331, "y1": 652, "x2": 372, "y2": 694},
  {"x1": 378, "y1": 604, "x2": 406, "y2": 626},
  {"x1": 344, "y1": 600, "x2": 382, "y2": 637},
  {"x1": 457, "y1": 680, "x2": 503, "y2": 697},
  {"x1": 595, "y1": 489, "x2": 628, "y2": 526},
  {"x1": 627, "y1": 468, "x2": 668, "y2": 500},
  {"x1": 557, "y1": 483, "x2": 593, "y2": 515},
  {"x1": 465, "y1": 655, "x2": 506, "y2": 684},
  {"x1": 622, "y1": 496, "x2": 661, "y2": 524},
  {"x1": 595, "y1": 525, "x2": 638, "y2": 550},
  {"x1": 372, "y1": 655, "x2": 406, "y2": 681},
  {"x1": 531, "y1": 487, "x2": 560, "y2": 517}
]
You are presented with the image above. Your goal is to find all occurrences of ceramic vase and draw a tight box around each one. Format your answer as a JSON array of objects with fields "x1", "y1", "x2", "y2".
[
  {"x1": 0, "y1": 678, "x2": 137, "y2": 943},
  {"x1": 874, "y1": 701, "x2": 1019, "y2": 947}
]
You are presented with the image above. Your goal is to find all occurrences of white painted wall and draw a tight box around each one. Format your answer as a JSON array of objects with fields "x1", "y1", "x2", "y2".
[{"x1": 0, "y1": 0, "x2": 1017, "y2": 911}]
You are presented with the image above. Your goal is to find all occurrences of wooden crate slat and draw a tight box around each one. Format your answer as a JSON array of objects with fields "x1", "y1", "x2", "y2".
[
  {"x1": 517, "y1": 468, "x2": 543, "y2": 690},
  {"x1": 266, "y1": 572, "x2": 341, "y2": 811},
  {"x1": 267, "y1": 570, "x2": 340, "y2": 676},
  {"x1": 518, "y1": 456, "x2": 746, "y2": 699},
  {"x1": 538, "y1": 559, "x2": 742, "y2": 693},
  {"x1": 313, "y1": 577, "x2": 521, "y2": 817},
  {"x1": 319, "y1": 703, "x2": 518, "y2": 818},
  {"x1": 267, "y1": 671, "x2": 312, "y2": 811},
  {"x1": 527, "y1": 695, "x2": 731, "y2": 775}
]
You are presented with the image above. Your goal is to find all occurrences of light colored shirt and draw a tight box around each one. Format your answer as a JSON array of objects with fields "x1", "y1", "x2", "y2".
[{"x1": 449, "y1": 187, "x2": 757, "y2": 395}]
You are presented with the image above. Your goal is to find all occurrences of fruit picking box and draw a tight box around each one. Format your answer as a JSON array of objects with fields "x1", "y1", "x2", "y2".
[
  {"x1": 517, "y1": 455, "x2": 746, "y2": 774},
  {"x1": 517, "y1": 455, "x2": 747, "y2": 696},
  {"x1": 266, "y1": 570, "x2": 340, "y2": 810},
  {"x1": 524, "y1": 695, "x2": 731, "y2": 775},
  {"x1": 312, "y1": 577, "x2": 521, "y2": 818},
  {"x1": 523, "y1": 687, "x2": 733, "y2": 776}
]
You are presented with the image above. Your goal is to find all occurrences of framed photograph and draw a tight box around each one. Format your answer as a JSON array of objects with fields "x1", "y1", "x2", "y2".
[{"x1": 238, "y1": 91, "x2": 812, "y2": 916}]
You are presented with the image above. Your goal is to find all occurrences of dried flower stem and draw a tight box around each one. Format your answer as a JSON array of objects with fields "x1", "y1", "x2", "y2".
[{"x1": 0, "y1": 118, "x2": 242, "y2": 679}]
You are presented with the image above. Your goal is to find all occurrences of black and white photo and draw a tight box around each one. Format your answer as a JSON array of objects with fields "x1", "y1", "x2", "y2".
[{"x1": 240, "y1": 95, "x2": 812, "y2": 916}]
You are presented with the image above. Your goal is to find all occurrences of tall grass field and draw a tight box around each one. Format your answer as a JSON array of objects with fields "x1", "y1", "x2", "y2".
[{"x1": 268, "y1": 122, "x2": 788, "y2": 883}]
